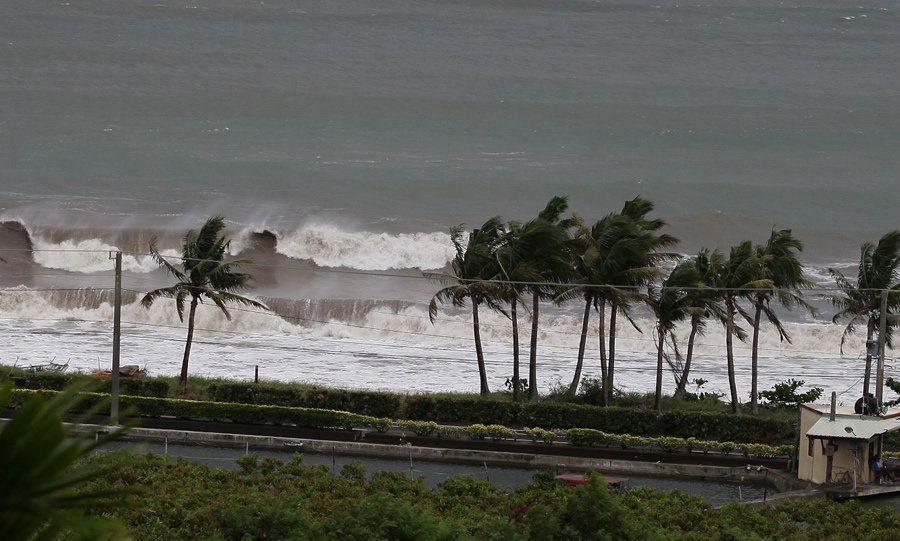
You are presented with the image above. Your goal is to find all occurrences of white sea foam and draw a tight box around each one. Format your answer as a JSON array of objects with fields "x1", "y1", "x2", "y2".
[
  {"x1": 234, "y1": 224, "x2": 455, "y2": 270},
  {"x1": 0, "y1": 286, "x2": 896, "y2": 401},
  {"x1": 30, "y1": 236, "x2": 179, "y2": 274}
]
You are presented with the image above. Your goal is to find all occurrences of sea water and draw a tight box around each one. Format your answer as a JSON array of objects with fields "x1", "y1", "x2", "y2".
[{"x1": 1, "y1": 0, "x2": 898, "y2": 402}]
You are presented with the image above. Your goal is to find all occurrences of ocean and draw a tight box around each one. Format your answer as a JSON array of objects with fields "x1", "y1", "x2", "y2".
[{"x1": 1, "y1": 0, "x2": 898, "y2": 403}]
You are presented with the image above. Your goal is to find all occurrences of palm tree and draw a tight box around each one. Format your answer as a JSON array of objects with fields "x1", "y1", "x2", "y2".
[
  {"x1": 493, "y1": 220, "x2": 546, "y2": 401},
  {"x1": 747, "y1": 229, "x2": 815, "y2": 414},
  {"x1": 520, "y1": 196, "x2": 579, "y2": 399},
  {"x1": 141, "y1": 216, "x2": 268, "y2": 393},
  {"x1": 561, "y1": 212, "x2": 641, "y2": 398},
  {"x1": 830, "y1": 231, "x2": 900, "y2": 396},
  {"x1": 429, "y1": 217, "x2": 506, "y2": 395},
  {"x1": 602, "y1": 197, "x2": 678, "y2": 404},
  {"x1": 710, "y1": 242, "x2": 769, "y2": 414},
  {"x1": 648, "y1": 261, "x2": 700, "y2": 411},
  {"x1": 672, "y1": 248, "x2": 724, "y2": 399}
]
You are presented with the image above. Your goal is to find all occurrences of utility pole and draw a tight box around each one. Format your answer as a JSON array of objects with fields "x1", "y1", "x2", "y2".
[
  {"x1": 875, "y1": 288, "x2": 888, "y2": 409},
  {"x1": 111, "y1": 251, "x2": 122, "y2": 425}
]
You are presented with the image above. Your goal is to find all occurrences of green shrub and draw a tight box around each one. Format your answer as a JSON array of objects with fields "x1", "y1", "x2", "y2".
[
  {"x1": 399, "y1": 420, "x2": 439, "y2": 437},
  {"x1": 524, "y1": 427, "x2": 556, "y2": 444}
]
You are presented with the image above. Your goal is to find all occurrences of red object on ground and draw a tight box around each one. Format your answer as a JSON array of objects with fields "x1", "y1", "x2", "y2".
[{"x1": 554, "y1": 473, "x2": 628, "y2": 488}]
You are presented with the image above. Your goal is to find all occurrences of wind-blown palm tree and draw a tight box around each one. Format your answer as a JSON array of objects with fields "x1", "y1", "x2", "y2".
[
  {"x1": 493, "y1": 220, "x2": 548, "y2": 401},
  {"x1": 710, "y1": 242, "x2": 768, "y2": 414},
  {"x1": 648, "y1": 261, "x2": 700, "y2": 411},
  {"x1": 747, "y1": 229, "x2": 815, "y2": 414},
  {"x1": 830, "y1": 231, "x2": 900, "y2": 396},
  {"x1": 429, "y1": 217, "x2": 506, "y2": 395},
  {"x1": 521, "y1": 196, "x2": 579, "y2": 399},
  {"x1": 141, "y1": 216, "x2": 267, "y2": 393},
  {"x1": 672, "y1": 248, "x2": 724, "y2": 399},
  {"x1": 561, "y1": 212, "x2": 642, "y2": 397},
  {"x1": 602, "y1": 197, "x2": 678, "y2": 404}
]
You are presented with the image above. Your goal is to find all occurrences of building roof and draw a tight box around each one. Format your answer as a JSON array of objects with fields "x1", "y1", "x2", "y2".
[{"x1": 806, "y1": 413, "x2": 900, "y2": 441}]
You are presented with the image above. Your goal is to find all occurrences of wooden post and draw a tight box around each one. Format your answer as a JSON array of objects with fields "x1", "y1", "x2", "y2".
[{"x1": 254, "y1": 365, "x2": 259, "y2": 383}]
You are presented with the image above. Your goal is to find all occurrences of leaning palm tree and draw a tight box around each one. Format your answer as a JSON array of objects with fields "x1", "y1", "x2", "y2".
[
  {"x1": 520, "y1": 196, "x2": 579, "y2": 399},
  {"x1": 560, "y1": 212, "x2": 643, "y2": 398},
  {"x1": 672, "y1": 248, "x2": 725, "y2": 399},
  {"x1": 747, "y1": 229, "x2": 815, "y2": 414},
  {"x1": 648, "y1": 261, "x2": 700, "y2": 411},
  {"x1": 830, "y1": 231, "x2": 900, "y2": 396},
  {"x1": 493, "y1": 220, "x2": 544, "y2": 401},
  {"x1": 141, "y1": 216, "x2": 268, "y2": 393},
  {"x1": 429, "y1": 217, "x2": 506, "y2": 395},
  {"x1": 602, "y1": 197, "x2": 678, "y2": 404},
  {"x1": 710, "y1": 242, "x2": 769, "y2": 414}
]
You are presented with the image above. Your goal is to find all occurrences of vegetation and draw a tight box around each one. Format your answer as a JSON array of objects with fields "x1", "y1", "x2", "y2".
[
  {"x1": 432, "y1": 196, "x2": 892, "y2": 414},
  {"x1": 429, "y1": 217, "x2": 506, "y2": 395},
  {"x1": 141, "y1": 216, "x2": 267, "y2": 393},
  {"x1": 72, "y1": 453, "x2": 900, "y2": 540},
  {"x1": 0, "y1": 382, "x2": 130, "y2": 541},
  {"x1": 829, "y1": 230, "x2": 900, "y2": 395}
]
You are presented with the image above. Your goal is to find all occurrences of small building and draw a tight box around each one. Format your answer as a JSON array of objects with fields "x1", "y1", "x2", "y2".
[{"x1": 799, "y1": 403, "x2": 900, "y2": 486}]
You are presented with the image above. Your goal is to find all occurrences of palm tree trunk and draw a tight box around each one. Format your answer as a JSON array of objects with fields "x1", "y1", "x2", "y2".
[
  {"x1": 606, "y1": 300, "x2": 618, "y2": 403},
  {"x1": 726, "y1": 295, "x2": 739, "y2": 414},
  {"x1": 179, "y1": 295, "x2": 200, "y2": 394},
  {"x1": 472, "y1": 300, "x2": 490, "y2": 395},
  {"x1": 598, "y1": 300, "x2": 608, "y2": 406},
  {"x1": 864, "y1": 317, "x2": 875, "y2": 396},
  {"x1": 568, "y1": 293, "x2": 592, "y2": 395},
  {"x1": 674, "y1": 317, "x2": 699, "y2": 399},
  {"x1": 750, "y1": 302, "x2": 763, "y2": 414},
  {"x1": 529, "y1": 290, "x2": 540, "y2": 399},
  {"x1": 511, "y1": 297, "x2": 520, "y2": 401},
  {"x1": 654, "y1": 326, "x2": 665, "y2": 412}
]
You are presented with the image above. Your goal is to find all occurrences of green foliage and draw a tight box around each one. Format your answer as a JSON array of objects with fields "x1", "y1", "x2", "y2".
[
  {"x1": 208, "y1": 382, "x2": 401, "y2": 417},
  {"x1": 68, "y1": 451, "x2": 900, "y2": 541},
  {"x1": 400, "y1": 420, "x2": 440, "y2": 437},
  {"x1": 0, "y1": 382, "x2": 131, "y2": 541},
  {"x1": 2, "y1": 369, "x2": 169, "y2": 397},
  {"x1": 757, "y1": 379, "x2": 823, "y2": 408},
  {"x1": 467, "y1": 424, "x2": 516, "y2": 441},
  {"x1": 8, "y1": 389, "x2": 386, "y2": 431},
  {"x1": 559, "y1": 473, "x2": 644, "y2": 540},
  {"x1": 524, "y1": 427, "x2": 556, "y2": 444}
]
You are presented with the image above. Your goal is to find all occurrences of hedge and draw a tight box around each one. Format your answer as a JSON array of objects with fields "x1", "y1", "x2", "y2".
[
  {"x1": 1, "y1": 371, "x2": 169, "y2": 398},
  {"x1": 403, "y1": 396, "x2": 795, "y2": 445},
  {"x1": 207, "y1": 383, "x2": 401, "y2": 418},
  {"x1": 6, "y1": 389, "x2": 390, "y2": 431}
]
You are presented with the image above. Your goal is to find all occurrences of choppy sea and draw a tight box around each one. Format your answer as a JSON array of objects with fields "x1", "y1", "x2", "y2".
[{"x1": 1, "y1": 0, "x2": 898, "y2": 403}]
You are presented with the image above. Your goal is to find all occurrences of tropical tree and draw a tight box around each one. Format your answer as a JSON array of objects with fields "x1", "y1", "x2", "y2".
[
  {"x1": 747, "y1": 229, "x2": 815, "y2": 414},
  {"x1": 141, "y1": 216, "x2": 268, "y2": 393},
  {"x1": 710, "y1": 242, "x2": 768, "y2": 414},
  {"x1": 830, "y1": 231, "x2": 900, "y2": 396},
  {"x1": 429, "y1": 217, "x2": 506, "y2": 395},
  {"x1": 648, "y1": 261, "x2": 701, "y2": 411},
  {"x1": 493, "y1": 219, "x2": 553, "y2": 401},
  {"x1": 602, "y1": 197, "x2": 678, "y2": 404},
  {"x1": 671, "y1": 248, "x2": 724, "y2": 399},
  {"x1": 561, "y1": 212, "x2": 642, "y2": 398},
  {"x1": 520, "y1": 196, "x2": 579, "y2": 399}
]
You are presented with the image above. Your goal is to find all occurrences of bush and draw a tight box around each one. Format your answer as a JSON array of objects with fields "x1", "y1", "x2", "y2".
[
  {"x1": 208, "y1": 382, "x2": 401, "y2": 417},
  {"x1": 8, "y1": 389, "x2": 384, "y2": 431},
  {"x1": 758, "y1": 379, "x2": 823, "y2": 408}
]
